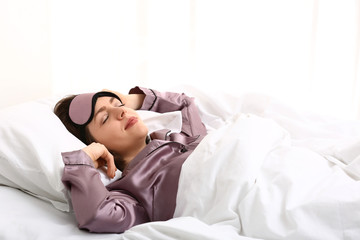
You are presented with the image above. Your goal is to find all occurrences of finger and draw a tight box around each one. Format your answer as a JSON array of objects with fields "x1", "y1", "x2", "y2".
[
  {"x1": 94, "y1": 158, "x2": 106, "y2": 169},
  {"x1": 100, "y1": 147, "x2": 116, "y2": 178}
]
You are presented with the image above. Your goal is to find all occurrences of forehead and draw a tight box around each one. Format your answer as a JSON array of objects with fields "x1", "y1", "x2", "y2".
[
  {"x1": 95, "y1": 96, "x2": 111, "y2": 105},
  {"x1": 94, "y1": 96, "x2": 119, "y2": 108}
]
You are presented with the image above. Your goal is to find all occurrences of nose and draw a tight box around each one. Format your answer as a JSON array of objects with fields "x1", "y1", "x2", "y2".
[{"x1": 113, "y1": 107, "x2": 126, "y2": 120}]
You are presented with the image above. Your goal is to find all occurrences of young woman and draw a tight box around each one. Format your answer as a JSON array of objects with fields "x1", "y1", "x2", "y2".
[{"x1": 54, "y1": 86, "x2": 207, "y2": 233}]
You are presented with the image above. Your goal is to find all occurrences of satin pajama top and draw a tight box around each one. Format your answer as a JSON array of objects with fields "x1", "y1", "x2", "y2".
[{"x1": 61, "y1": 86, "x2": 207, "y2": 233}]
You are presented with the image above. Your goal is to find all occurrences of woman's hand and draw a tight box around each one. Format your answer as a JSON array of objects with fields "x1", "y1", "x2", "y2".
[
  {"x1": 102, "y1": 89, "x2": 145, "y2": 110},
  {"x1": 82, "y1": 142, "x2": 117, "y2": 178}
]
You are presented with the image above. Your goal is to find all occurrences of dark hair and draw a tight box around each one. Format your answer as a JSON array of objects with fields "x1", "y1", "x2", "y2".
[{"x1": 53, "y1": 95, "x2": 126, "y2": 170}]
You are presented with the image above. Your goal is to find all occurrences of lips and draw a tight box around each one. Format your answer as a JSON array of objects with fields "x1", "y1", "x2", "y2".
[{"x1": 125, "y1": 117, "x2": 138, "y2": 130}]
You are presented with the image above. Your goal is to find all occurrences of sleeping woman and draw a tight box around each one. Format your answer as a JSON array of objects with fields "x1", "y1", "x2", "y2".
[{"x1": 54, "y1": 86, "x2": 207, "y2": 233}]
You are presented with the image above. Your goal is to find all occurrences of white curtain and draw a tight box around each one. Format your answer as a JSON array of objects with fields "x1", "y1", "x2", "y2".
[{"x1": 51, "y1": 0, "x2": 360, "y2": 119}]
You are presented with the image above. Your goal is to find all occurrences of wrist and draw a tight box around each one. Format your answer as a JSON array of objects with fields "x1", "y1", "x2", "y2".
[{"x1": 126, "y1": 94, "x2": 145, "y2": 110}]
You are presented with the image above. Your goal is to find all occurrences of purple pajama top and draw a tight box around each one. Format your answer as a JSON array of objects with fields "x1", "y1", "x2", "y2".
[{"x1": 61, "y1": 86, "x2": 207, "y2": 233}]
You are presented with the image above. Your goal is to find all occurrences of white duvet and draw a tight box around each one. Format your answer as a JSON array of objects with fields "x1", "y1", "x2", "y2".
[{"x1": 175, "y1": 113, "x2": 360, "y2": 239}]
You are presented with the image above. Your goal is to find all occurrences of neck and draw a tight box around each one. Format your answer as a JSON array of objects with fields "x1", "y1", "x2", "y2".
[{"x1": 121, "y1": 138, "x2": 147, "y2": 169}]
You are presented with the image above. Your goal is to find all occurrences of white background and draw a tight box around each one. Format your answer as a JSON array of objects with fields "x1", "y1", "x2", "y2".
[{"x1": 1, "y1": 0, "x2": 360, "y2": 119}]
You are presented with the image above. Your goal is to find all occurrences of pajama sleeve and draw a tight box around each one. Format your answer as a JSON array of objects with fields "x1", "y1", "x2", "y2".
[
  {"x1": 61, "y1": 150, "x2": 149, "y2": 233},
  {"x1": 129, "y1": 86, "x2": 207, "y2": 137}
]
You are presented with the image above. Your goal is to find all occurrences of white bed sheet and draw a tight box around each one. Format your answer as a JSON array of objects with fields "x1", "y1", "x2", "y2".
[
  {"x1": 0, "y1": 186, "x2": 121, "y2": 240},
  {"x1": 1, "y1": 85, "x2": 360, "y2": 240},
  {"x1": 0, "y1": 186, "x2": 257, "y2": 240}
]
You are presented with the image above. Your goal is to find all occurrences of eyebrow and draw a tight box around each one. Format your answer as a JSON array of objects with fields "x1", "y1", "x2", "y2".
[{"x1": 93, "y1": 97, "x2": 116, "y2": 123}]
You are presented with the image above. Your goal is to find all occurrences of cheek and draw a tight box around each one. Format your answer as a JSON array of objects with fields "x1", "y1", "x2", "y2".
[
  {"x1": 138, "y1": 121, "x2": 148, "y2": 134},
  {"x1": 88, "y1": 125, "x2": 116, "y2": 145},
  {"x1": 97, "y1": 129, "x2": 123, "y2": 151}
]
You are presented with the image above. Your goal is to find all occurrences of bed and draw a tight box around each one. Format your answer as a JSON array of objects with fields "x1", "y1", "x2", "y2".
[{"x1": 1, "y1": 85, "x2": 360, "y2": 240}]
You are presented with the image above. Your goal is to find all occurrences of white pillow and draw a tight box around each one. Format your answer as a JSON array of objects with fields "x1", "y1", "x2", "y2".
[{"x1": 0, "y1": 97, "x2": 182, "y2": 212}]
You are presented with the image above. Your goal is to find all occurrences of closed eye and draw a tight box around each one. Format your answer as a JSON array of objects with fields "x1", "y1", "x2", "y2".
[
  {"x1": 102, "y1": 114, "x2": 109, "y2": 124},
  {"x1": 102, "y1": 104, "x2": 124, "y2": 124}
]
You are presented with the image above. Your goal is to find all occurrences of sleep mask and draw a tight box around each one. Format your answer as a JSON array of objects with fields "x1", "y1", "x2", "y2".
[{"x1": 69, "y1": 91, "x2": 122, "y2": 126}]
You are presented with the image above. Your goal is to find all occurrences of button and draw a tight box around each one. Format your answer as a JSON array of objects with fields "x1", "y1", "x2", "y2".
[{"x1": 180, "y1": 146, "x2": 188, "y2": 153}]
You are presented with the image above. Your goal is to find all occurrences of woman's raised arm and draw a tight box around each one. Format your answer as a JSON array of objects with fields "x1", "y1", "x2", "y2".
[{"x1": 102, "y1": 89, "x2": 145, "y2": 110}]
